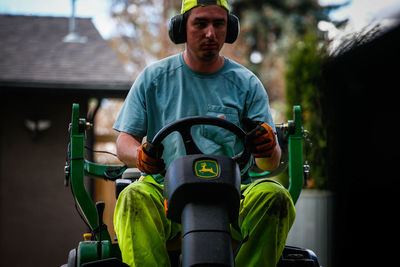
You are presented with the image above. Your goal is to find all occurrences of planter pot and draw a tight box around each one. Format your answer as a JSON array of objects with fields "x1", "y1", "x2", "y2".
[{"x1": 286, "y1": 189, "x2": 333, "y2": 267}]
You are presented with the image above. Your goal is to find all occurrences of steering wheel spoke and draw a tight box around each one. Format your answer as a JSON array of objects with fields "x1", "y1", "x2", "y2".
[{"x1": 179, "y1": 128, "x2": 203, "y2": 155}]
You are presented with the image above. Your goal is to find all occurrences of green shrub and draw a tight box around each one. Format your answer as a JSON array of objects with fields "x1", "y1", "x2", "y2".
[{"x1": 285, "y1": 30, "x2": 328, "y2": 189}]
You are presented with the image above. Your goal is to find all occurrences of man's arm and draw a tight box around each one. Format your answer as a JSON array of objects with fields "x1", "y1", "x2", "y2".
[
  {"x1": 254, "y1": 140, "x2": 281, "y2": 172},
  {"x1": 242, "y1": 118, "x2": 281, "y2": 172},
  {"x1": 116, "y1": 132, "x2": 142, "y2": 167}
]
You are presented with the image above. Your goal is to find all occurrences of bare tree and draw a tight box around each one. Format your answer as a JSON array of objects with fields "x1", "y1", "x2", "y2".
[{"x1": 110, "y1": 0, "x2": 182, "y2": 78}]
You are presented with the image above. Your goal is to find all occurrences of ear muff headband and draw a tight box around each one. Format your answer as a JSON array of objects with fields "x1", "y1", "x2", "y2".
[
  {"x1": 168, "y1": 12, "x2": 240, "y2": 44},
  {"x1": 182, "y1": 0, "x2": 230, "y2": 14}
]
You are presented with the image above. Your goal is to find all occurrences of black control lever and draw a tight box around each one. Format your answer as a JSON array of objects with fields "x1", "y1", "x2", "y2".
[{"x1": 95, "y1": 201, "x2": 105, "y2": 260}]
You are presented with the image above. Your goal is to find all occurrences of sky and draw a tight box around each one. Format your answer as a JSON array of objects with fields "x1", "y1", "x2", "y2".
[
  {"x1": 319, "y1": 0, "x2": 400, "y2": 34},
  {"x1": 1, "y1": 0, "x2": 400, "y2": 39}
]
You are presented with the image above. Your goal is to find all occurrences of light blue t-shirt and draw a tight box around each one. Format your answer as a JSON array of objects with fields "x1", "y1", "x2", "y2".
[{"x1": 114, "y1": 53, "x2": 275, "y2": 182}]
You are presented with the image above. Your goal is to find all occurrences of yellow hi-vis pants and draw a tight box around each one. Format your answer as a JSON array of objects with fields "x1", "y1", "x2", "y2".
[{"x1": 114, "y1": 175, "x2": 296, "y2": 267}]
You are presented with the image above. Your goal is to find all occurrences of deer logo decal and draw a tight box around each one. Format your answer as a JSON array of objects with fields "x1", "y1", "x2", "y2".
[{"x1": 194, "y1": 160, "x2": 219, "y2": 178}]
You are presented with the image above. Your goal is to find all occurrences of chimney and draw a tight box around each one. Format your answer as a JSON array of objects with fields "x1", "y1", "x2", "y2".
[{"x1": 63, "y1": 0, "x2": 87, "y2": 43}]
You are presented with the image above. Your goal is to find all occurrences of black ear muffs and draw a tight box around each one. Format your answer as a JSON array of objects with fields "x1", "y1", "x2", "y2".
[
  {"x1": 226, "y1": 13, "x2": 240, "y2": 44},
  {"x1": 168, "y1": 14, "x2": 187, "y2": 44},
  {"x1": 168, "y1": 13, "x2": 240, "y2": 44}
]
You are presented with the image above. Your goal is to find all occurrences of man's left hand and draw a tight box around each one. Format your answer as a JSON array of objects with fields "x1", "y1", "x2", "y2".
[{"x1": 242, "y1": 118, "x2": 277, "y2": 158}]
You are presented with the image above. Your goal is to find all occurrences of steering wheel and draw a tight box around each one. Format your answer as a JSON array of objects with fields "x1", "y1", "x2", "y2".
[{"x1": 151, "y1": 116, "x2": 251, "y2": 170}]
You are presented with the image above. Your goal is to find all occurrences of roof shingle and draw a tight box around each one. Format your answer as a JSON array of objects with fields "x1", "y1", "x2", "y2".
[{"x1": 0, "y1": 15, "x2": 132, "y2": 91}]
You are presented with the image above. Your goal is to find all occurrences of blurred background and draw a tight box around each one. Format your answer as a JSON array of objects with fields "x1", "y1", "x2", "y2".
[{"x1": 1, "y1": 0, "x2": 399, "y2": 266}]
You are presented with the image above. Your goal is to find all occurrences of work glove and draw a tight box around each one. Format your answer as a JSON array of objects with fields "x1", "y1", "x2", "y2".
[
  {"x1": 137, "y1": 141, "x2": 166, "y2": 174},
  {"x1": 242, "y1": 118, "x2": 277, "y2": 158}
]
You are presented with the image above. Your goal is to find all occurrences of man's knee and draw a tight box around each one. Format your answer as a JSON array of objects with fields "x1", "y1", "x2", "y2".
[
  {"x1": 121, "y1": 179, "x2": 162, "y2": 199},
  {"x1": 116, "y1": 180, "x2": 164, "y2": 219},
  {"x1": 246, "y1": 180, "x2": 295, "y2": 221}
]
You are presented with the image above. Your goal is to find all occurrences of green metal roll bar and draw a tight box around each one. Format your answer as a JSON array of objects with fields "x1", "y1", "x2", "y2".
[
  {"x1": 64, "y1": 104, "x2": 127, "y2": 266},
  {"x1": 288, "y1": 105, "x2": 305, "y2": 203}
]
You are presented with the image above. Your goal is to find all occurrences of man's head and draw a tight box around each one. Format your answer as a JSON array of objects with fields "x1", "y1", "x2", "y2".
[
  {"x1": 185, "y1": 4, "x2": 228, "y2": 62},
  {"x1": 168, "y1": 0, "x2": 239, "y2": 45}
]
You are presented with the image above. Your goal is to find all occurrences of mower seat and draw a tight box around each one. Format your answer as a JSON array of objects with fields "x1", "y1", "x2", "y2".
[{"x1": 115, "y1": 168, "x2": 140, "y2": 198}]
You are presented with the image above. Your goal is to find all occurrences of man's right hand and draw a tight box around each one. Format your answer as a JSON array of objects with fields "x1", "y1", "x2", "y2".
[{"x1": 137, "y1": 141, "x2": 166, "y2": 174}]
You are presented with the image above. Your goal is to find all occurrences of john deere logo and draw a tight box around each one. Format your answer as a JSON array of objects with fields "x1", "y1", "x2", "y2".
[{"x1": 194, "y1": 160, "x2": 219, "y2": 178}]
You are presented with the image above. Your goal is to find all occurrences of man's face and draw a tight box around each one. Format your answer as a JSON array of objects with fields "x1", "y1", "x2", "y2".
[{"x1": 185, "y1": 5, "x2": 228, "y2": 62}]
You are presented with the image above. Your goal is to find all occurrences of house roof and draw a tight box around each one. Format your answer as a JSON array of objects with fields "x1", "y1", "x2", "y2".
[{"x1": 0, "y1": 15, "x2": 132, "y2": 95}]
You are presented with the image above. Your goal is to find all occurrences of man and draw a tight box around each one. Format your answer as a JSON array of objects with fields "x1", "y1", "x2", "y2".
[{"x1": 113, "y1": 1, "x2": 295, "y2": 266}]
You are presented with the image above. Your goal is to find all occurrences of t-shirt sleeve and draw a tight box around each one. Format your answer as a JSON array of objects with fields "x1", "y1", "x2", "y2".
[
  {"x1": 245, "y1": 75, "x2": 276, "y2": 132},
  {"x1": 113, "y1": 71, "x2": 148, "y2": 138}
]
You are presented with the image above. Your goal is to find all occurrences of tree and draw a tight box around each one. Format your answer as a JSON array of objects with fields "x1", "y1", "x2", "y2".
[
  {"x1": 109, "y1": 0, "x2": 182, "y2": 78},
  {"x1": 228, "y1": 0, "x2": 343, "y2": 103},
  {"x1": 285, "y1": 28, "x2": 328, "y2": 189}
]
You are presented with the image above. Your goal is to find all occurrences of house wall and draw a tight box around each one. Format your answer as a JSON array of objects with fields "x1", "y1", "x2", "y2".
[
  {"x1": 0, "y1": 92, "x2": 89, "y2": 267},
  {"x1": 92, "y1": 99, "x2": 125, "y2": 242}
]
